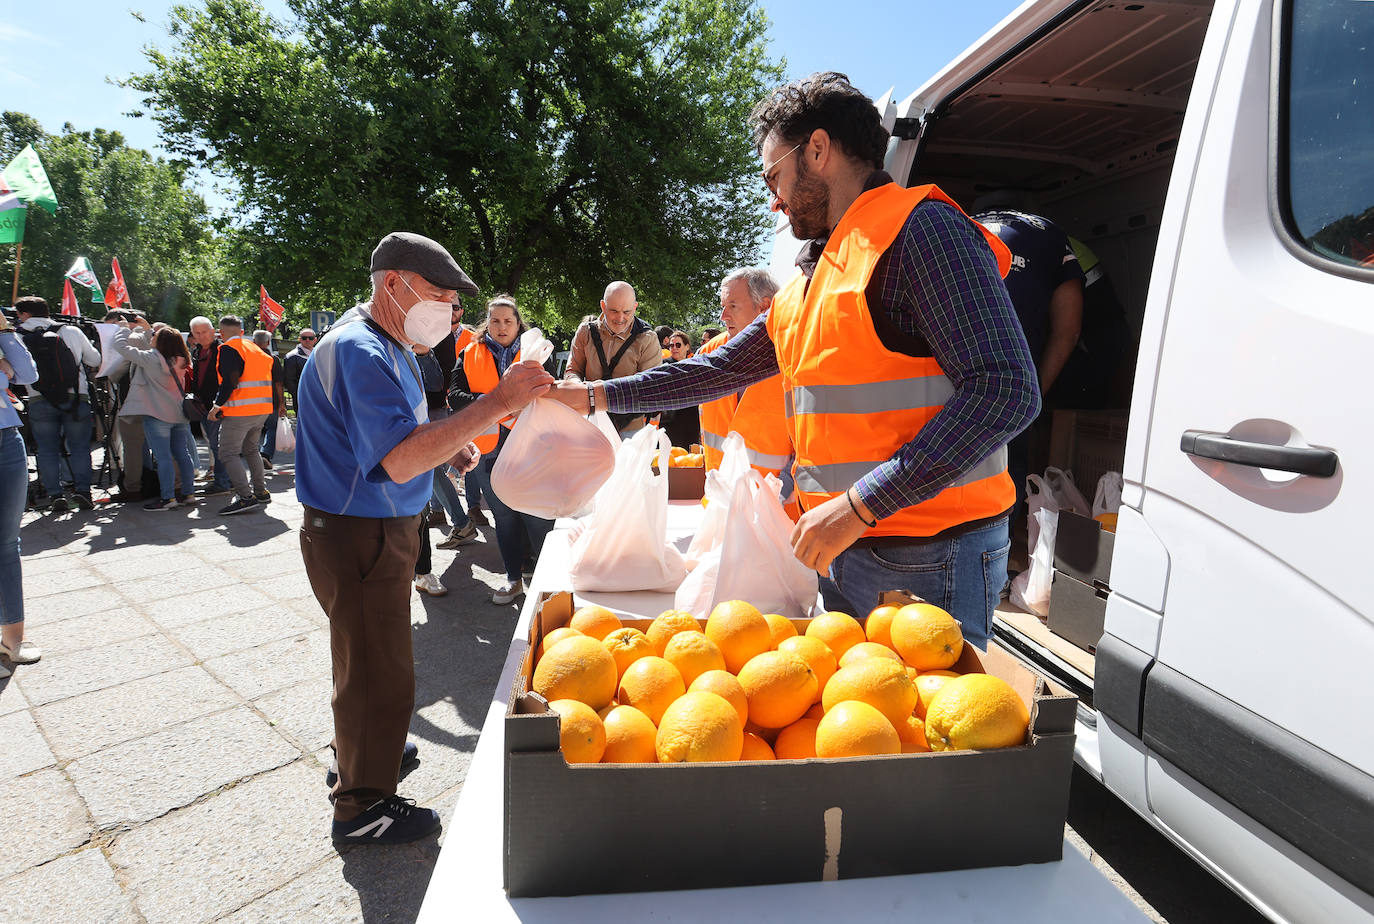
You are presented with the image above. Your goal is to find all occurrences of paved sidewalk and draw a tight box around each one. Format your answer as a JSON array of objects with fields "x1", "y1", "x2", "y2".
[{"x1": 0, "y1": 455, "x2": 521, "y2": 923}]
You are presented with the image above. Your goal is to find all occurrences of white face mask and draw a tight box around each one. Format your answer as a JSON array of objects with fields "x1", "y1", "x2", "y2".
[{"x1": 396, "y1": 275, "x2": 454, "y2": 348}]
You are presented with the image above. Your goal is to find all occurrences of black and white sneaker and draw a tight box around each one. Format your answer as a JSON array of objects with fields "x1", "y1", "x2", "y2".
[
  {"x1": 331, "y1": 796, "x2": 440, "y2": 846},
  {"x1": 218, "y1": 495, "x2": 261, "y2": 516},
  {"x1": 326, "y1": 740, "x2": 419, "y2": 789}
]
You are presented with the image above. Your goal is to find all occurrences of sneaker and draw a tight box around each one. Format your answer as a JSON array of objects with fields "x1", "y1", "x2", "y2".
[
  {"x1": 70, "y1": 492, "x2": 95, "y2": 511},
  {"x1": 491, "y1": 580, "x2": 523, "y2": 605},
  {"x1": 35, "y1": 494, "x2": 69, "y2": 513},
  {"x1": 217, "y1": 495, "x2": 261, "y2": 516},
  {"x1": 414, "y1": 573, "x2": 447, "y2": 596},
  {"x1": 143, "y1": 497, "x2": 179, "y2": 511},
  {"x1": 326, "y1": 741, "x2": 419, "y2": 789},
  {"x1": 175, "y1": 493, "x2": 198, "y2": 506},
  {"x1": 0, "y1": 662, "x2": 10, "y2": 679},
  {"x1": 108, "y1": 489, "x2": 144, "y2": 504},
  {"x1": 198, "y1": 484, "x2": 233, "y2": 497},
  {"x1": 331, "y1": 795, "x2": 439, "y2": 846},
  {"x1": 0, "y1": 639, "x2": 42, "y2": 664},
  {"x1": 260, "y1": 453, "x2": 274, "y2": 470},
  {"x1": 435, "y1": 521, "x2": 479, "y2": 550},
  {"x1": 254, "y1": 490, "x2": 272, "y2": 505}
]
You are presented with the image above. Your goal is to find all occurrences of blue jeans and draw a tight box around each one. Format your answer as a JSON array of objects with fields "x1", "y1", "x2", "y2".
[
  {"x1": 203, "y1": 417, "x2": 233, "y2": 490},
  {"x1": 260, "y1": 412, "x2": 278, "y2": 461},
  {"x1": 143, "y1": 417, "x2": 197, "y2": 502},
  {"x1": 470, "y1": 457, "x2": 553, "y2": 583},
  {"x1": 827, "y1": 516, "x2": 1011, "y2": 650},
  {"x1": 426, "y1": 409, "x2": 469, "y2": 528},
  {"x1": 27, "y1": 395, "x2": 93, "y2": 496},
  {"x1": 0, "y1": 428, "x2": 26, "y2": 625}
]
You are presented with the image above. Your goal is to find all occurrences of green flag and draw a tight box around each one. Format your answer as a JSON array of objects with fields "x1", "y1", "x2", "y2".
[
  {"x1": 1, "y1": 146, "x2": 58, "y2": 216},
  {"x1": 0, "y1": 201, "x2": 24, "y2": 244}
]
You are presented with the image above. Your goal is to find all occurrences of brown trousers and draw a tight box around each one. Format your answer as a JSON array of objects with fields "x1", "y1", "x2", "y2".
[{"x1": 300, "y1": 506, "x2": 421, "y2": 820}]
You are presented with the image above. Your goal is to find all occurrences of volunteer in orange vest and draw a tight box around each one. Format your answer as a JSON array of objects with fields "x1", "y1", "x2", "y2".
[
  {"x1": 551, "y1": 73, "x2": 1039, "y2": 648},
  {"x1": 449, "y1": 295, "x2": 557, "y2": 606},
  {"x1": 698, "y1": 267, "x2": 798, "y2": 515},
  {"x1": 207, "y1": 314, "x2": 276, "y2": 517}
]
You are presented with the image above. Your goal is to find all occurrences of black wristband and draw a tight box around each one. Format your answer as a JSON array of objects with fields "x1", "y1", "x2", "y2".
[
  {"x1": 587, "y1": 383, "x2": 595, "y2": 415},
  {"x1": 847, "y1": 488, "x2": 877, "y2": 528}
]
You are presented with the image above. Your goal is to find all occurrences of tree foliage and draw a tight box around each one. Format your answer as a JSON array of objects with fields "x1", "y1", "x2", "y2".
[
  {"x1": 1, "y1": 112, "x2": 237, "y2": 327},
  {"x1": 129, "y1": 0, "x2": 782, "y2": 329}
]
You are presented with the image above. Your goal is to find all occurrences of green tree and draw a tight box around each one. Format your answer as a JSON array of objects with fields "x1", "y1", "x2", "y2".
[
  {"x1": 1, "y1": 112, "x2": 236, "y2": 327},
  {"x1": 129, "y1": 0, "x2": 782, "y2": 330}
]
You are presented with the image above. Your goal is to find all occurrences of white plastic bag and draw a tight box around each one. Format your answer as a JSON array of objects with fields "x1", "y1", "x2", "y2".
[
  {"x1": 1010, "y1": 506, "x2": 1058, "y2": 617},
  {"x1": 568, "y1": 427, "x2": 686, "y2": 593},
  {"x1": 682, "y1": 432, "x2": 755, "y2": 571},
  {"x1": 275, "y1": 416, "x2": 295, "y2": 454},
  {"x1": 490, "y1": 398, "x2": 618, "y2": 519},
  {"x1": 1092, "y1": 471, "x2": 1123, "y2": 518},
  {"x1": 1043, "y1": 466, "x2": 1091, "y2": 516},
  {"x1": 675, "y1": 468, "x2": 817, "y2": 620}
]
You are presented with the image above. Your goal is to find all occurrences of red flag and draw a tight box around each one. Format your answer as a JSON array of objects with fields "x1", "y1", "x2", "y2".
[
  {"x1": 60, "y1": 278, "x2": 79, "y2": 317},
  {"x1": 106, "y1": 257, "x2": 130, "y2": 308},
  {"x1": 259, "y1": 286, "x2": 285, "y2": 333}
]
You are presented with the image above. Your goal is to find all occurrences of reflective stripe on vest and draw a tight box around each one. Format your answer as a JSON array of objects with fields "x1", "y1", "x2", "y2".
[
  {"x1": 764, "y1": 181, "x2": 1015, "y2": 539},
  {"x1": 461, "y1": 340, "x2": 518, "y2": 454},
  {"x1": 220, "y1": 339, "x2": 275, "y2": 417},
  {"x1": 700, "y1": 429, "x2": 793, "y2": 472}
]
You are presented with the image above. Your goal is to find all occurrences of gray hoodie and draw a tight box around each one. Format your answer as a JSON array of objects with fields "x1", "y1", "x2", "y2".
[{"x1": 113, "y1": 329, "x2": 188, "y2": 423}]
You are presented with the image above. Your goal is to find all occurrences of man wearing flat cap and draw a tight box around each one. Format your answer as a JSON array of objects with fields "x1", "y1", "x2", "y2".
[{"x1": 296, "y1": 231, "x2": 553, "y2": 846}]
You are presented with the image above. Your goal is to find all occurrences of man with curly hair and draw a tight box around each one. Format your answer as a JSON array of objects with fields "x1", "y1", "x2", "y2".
[{"x1": 553, "y1": 73, "x2": 1039, "y2": 648}]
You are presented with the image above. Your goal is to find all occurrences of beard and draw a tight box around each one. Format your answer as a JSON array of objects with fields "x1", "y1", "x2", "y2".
[{"x1": 785, "y1": 157, "x2": 831, "y2": 240}]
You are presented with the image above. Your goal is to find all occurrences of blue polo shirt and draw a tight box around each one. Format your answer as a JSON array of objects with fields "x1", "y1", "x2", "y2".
[{"x1": 295, "y1": 307, "x2": 431, "y2": 518}]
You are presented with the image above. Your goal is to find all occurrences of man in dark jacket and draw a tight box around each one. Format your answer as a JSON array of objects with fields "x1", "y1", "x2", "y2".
[
  {"x1": 283, "y1": 328, "x2": 315, "y2": 412},
  {"x1": 189, "y1": 316, "x2": 233, "y2": 495}
]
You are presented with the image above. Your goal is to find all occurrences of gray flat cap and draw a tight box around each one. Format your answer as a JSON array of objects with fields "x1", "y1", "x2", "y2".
[{"x1": 370, "y1": 232, "x2": 479, "y2": 295}]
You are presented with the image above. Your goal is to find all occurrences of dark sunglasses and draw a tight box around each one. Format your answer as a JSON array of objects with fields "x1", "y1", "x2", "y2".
[{"x1": 300, "y1": 335, "x2": 316, "y2": 341}]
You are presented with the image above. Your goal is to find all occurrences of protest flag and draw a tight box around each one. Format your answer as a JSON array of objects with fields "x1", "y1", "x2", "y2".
[
  {"x1": 0, "y1": 196, "x2": 23, "y2": 245},
  {"x1": 106, "y1": 257, "x2": 131, "y2": 308},
  {"x1": 65, "y1": 257, "x2": 100, "y2": 291},
  {"x1": 259, "y1": 286, "x2": 285, "y2": 333},
  {"x1": 60, "y1": 278, "x2": 79, "y2": 317},
  {"x1": 1, "y1": 146, "x2": 58, "y2": 216}
]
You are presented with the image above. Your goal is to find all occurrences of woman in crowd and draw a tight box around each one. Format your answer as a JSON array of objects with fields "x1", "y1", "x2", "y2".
[
  {"x1": 658, "y1": 330, "x2": 700, "y2": 448},
  {"x1": 449, "y1": 295, "x2": 556, "y2": 605},
  {"x1": 113, "y1": 318, "x2": 199, "y2": 511},
  {"x1": 0, "y1": 313, "x2": 40, "y2": 668},
  {"x1": 410, "y1": 341, "x2": 451, "y2": 597}
]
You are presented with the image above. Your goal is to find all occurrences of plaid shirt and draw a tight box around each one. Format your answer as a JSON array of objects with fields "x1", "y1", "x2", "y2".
[{"x1": 605, "y1": 191, "x2": 1039, "y2": 522}]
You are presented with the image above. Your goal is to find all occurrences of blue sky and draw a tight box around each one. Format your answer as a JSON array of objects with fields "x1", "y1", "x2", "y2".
[{"x1": 1, "y1": 0, "x2": 1021, "y2": 208}]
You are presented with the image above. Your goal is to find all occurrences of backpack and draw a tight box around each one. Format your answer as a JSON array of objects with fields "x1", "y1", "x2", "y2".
[
  {"x1": 19, "y1": 325, "x2": 81, "y2": 410},
  {"x1": 588, "y1": 318, "x2": 652, "y2": 429}
]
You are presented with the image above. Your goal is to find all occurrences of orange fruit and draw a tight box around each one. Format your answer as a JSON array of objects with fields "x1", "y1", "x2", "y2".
[
  {"x1": 913, "y1": 671, "x2": 959, "y2": 719},
  {"x1": 815, "y1": 701, "x2": 900, "y2": 758},
  {"x1": 805, "y1": 611, "x2": 866, "y2": 660},
  {"x1": 595, "y1": 700, "x2": 619, "y2": 721},
  {"x1": 532, "y1": 635, "x2": 618, "y2": 710},
  {"x1": 890, "y1": 603, "x2": 964, "y2": 671},
  {"x1": 616, "y1": 656, "x2": 685, "y2": 725},
  {"x1": 601, "y1": 705, "x2": 658, "y2": 763},
  {"x1": 804, "y1": 701, "x2": 825, "y2": 720},
  {"x1": 925, "y1": 674, "x2": 1030, "y2": 751},
  {"x1": 646, "y1": 610, "x2": 702, "y2": 656},
  {"x1": 549, "y1": 699, "x2": 606, "y2": 764},
  {"x1": 662, "y1": 631, "x2": 726, "y2": 687},
  {"x1": 736, "y1": 651, "x2": 818, "y2": 729},
  {"x1": 670, "y1": 446, "x2": 689, "y2": 460},
  {"x1": 602, "y1": 627, "x2": 654, "y2": 680},
  {"x1": 763, "y1": 613, "x2": 799, "y2": 649},
  {"x1": 837, "y1": 641, "x2": 903, "y2": 668},
  {"x1": 773, "y1": 717, "x2": 820, "y2": 759},
  {"x1": 688, "y1": 669, "x2": 749, "y2": 726},
  {"x1": 821, "y1": 658, "x2": 919, "y2": 729},
  {"x1": 705, "y1": 600, "x2": 772, "y2": 673},
  {"x1": 655, "y1": 691, "x2": 744, "y2": 762},
  {"x1": 777, "y1": 636, "x2": 837, "y2": 702},
  {"x1": 538, "y1": 626, "x2": 584, "y2": 659},
  {"x1": 898, "y1": 714, "x2": 931, "y2": 752},
  {"x1": 743, "y1": 719, "x2": 780, "y2": 745},
  {"x1": 569, "y1": 605, "x2": 623, "y2": 641},
  {"x1": 739, "y1": 732, "x2": 776, "y2": 761},
  {"x1": 865, "y1": 604, "x2": 899, "y2": 648}
]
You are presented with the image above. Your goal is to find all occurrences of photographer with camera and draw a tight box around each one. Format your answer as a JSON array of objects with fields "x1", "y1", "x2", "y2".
[{"x1": 15, "y1": 295, "x2": 101, "y2": 511}]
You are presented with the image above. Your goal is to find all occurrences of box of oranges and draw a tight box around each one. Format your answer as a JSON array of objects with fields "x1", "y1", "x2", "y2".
[
  {"x1": 504, "y1": 590, "x2": 1077, "y2": 897},
  {"x1": 650, "y1": 444, "x2": 707, "y2": 499}
]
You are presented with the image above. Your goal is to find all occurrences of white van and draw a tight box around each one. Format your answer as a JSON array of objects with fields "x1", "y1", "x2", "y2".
[{"x1": 772, "y1": 1, "x2": 1372, "y2": 920}]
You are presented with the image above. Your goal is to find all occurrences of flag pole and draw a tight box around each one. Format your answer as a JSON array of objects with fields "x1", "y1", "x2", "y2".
[{"x1": 10, "y1": 242, "x2": 20, "y2": 305}]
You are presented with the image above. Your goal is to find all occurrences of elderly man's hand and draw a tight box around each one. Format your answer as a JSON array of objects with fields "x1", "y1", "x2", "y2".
[
  {"x1": 789, "y1": 490, "x2": 874, "y2": 575},
  {"x1": 450, "y1": 441, "x2": 481, "y2": 474},
  {"x1": 491, "y1": 360, "x2": 554, "y2": 415}
]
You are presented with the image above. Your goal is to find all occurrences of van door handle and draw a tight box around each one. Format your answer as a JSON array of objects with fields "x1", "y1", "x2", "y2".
[{"x1": 1179, "y1": 430, "x2": 1338, "y2": 477}]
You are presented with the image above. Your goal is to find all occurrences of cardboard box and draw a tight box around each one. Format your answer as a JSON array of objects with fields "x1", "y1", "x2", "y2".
[
  {"x1": 504, "y1": 591, "x2": 1078, "y2": 897},
  {"x1": 1053, "y1": 511, "x2": 1115, "y2": 586},
  {"x1": 666, "y1": 463, "x2": 706, "y2": 499},
  {"x1": 1048, "y1": 570, "x2": 1108, "y2": 652}
]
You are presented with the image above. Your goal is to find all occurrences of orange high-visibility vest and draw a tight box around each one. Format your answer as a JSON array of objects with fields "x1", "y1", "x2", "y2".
[
  {"x1": 219, "y1": 337, "x2": 275, "y2": 417},
  {"x1": 766, "y1": 182, "x2": 1015, "y2": 538},
  {"x1": 697, "y1": 331, "x2": 793, "y2": 478},
  {"x1": 461, "y1": 339, "x2": 519, "y2": 453},
  {"x1": 454, "y1": 327, "x2": 475, "y2": 353}
]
